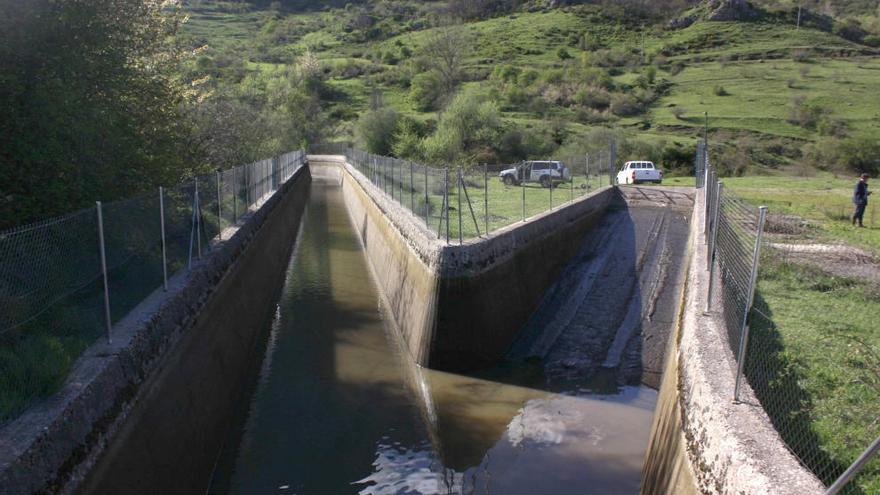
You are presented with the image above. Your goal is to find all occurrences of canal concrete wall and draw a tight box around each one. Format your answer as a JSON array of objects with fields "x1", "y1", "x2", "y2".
[
  {"x1": 0, "y1": 166, "x2": 311, "y2": 495},
  {"x1": 310, "y1": 156, "x2": 619, "y2": 372},
  {"x1": 640, "y1": 189, "x2": 824, "y2": 495}
]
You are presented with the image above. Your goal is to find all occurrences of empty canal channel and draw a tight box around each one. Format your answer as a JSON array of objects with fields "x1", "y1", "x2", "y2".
[{"x1": 79, "y1": 165, "x2": 693, "y2": 494}]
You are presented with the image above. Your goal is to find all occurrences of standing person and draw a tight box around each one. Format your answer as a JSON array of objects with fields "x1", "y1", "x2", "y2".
[{"x1": 853, "y1": 173, "x2": 871, "y2": 227}]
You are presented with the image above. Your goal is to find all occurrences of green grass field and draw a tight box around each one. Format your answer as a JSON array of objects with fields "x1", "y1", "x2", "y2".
[
  {"x1": 753, "y1": 256, "x2": 880, "y2": 493},
  {"x1": 664, "y1": 174, "x2": 880, "y2": 252}
]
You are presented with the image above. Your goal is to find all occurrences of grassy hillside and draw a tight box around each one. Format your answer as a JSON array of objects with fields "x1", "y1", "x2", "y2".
[{"x1": 180, "y1": 0, "x2": 879, "y2": 175}]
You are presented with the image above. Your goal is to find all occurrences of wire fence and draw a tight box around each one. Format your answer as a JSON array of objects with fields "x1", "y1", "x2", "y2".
[
  {"x1": 318, "y1": 144, "x2": 618, "y2": 243},
  {"x1": 699, "y1": 147, "x2": 879, "y2": 495},
  {"x1": 0, "y1": 149, "x2": 305, "y2": 343}
]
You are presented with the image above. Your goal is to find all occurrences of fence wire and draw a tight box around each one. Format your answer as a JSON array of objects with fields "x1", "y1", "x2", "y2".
[
  {"x1": 337, "y1": 145, "x2": 617, "y2": 244},
  {"x1": 0, "y1": 151, "x2": 305, "y2": 341},
  {"x1": 704, "y1": 163, "x2": 878, "y2": 493}
]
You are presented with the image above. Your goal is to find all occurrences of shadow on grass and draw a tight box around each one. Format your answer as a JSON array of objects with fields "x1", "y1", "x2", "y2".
[{"x1": 745, "y1": 290, "x2": 863, "y2": 494}]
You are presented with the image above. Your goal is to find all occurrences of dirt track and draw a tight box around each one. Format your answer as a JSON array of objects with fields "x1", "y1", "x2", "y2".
[{"x1": 508, "y1": 186, "x2": 694, "y2": 389}]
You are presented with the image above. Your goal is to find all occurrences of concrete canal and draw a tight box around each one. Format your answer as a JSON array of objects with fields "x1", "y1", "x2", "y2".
[{"x1": 204, "y1": 176, "x2": 692, "y2": 494}]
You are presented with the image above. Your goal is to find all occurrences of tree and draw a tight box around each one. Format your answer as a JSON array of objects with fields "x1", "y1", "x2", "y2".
[
  {"x1": 419, "y1": 23, "x2": 472, "y2": 99},
  {"x1": 0, "y1": 0, "x2": 197, "y2": 229},
  {"x1": 409, "y1": 70, "x2": 445, "y2": 111},
  {"x1": 423, "y1": 90, "x2": 501, "y2": 164},
  {"x1": 357, "y1": 107, "x2": 400, "y2": 155}
]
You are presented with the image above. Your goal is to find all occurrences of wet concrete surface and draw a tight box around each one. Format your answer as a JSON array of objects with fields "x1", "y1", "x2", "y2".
[
  {"x1": 509, "y1": 186, "x2": 694, "y2": 389},
  {"x1": 207, "y1": 182, "x2": 693, "y2": 494}
]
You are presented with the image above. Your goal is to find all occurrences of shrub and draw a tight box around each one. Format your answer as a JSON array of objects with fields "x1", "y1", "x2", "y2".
[
  {"x1": 382, "y1": 50, "x2": 399, "y2": 65},
  {"x1": 493, "y1": 64, "x2": 521, "y2": 84},
  {"x1": 409, "y1": 70, "x2": 444, "y2": 111},
  {"x1": 787, "y1": 97, "x2": 829, "y2": 130},
  {"x1": 503, "y1": 85, "x2": 531, "y2": 108},
  {"x1": 557, "y1": 47, "x2": 572, "y2": 60},
  {"x1": 610, "y1": 93, "x2": 642, "y2": 117},
  {"x1": 713, "y1": 85, "x2": 729, "y2": 96},
  {"x1": 837, "y1": 135, "x2": 880, "y2": 175},
  {"x1": 671, "y1": 106, "x2": 687, "y2": 120},
  {"x1": 574, "y1": 86, "x2": 611, "y2": 110},
  {"x1": 817, "y1": 118, "x2": 848, "y2": 138},
  {"x1": 392, "y1": 118, "x2": 424, "y2": 160},
  {"x1": 422, "y1": 90, "x2": 501, "y2": 164},
  {"x1": 575, "y1": 107, "x2": 612, "y2": 124},
  {"x1": 357, "y1": 107, "x2": 400, "y2": 155},
  {"x1": 520, "y1": 69, "x2": 540, "y2": 86},
  {"x1": 669, "y1": 62, "x2": 686, "y2": 76},
  {"x1": 792, "y1": 49, "x2": 812, "y2": 63}
]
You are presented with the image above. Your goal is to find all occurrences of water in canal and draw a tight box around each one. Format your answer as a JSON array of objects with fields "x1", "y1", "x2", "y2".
[{"x1": 208, "y1": 176, "x2": 658, "y2": 495}]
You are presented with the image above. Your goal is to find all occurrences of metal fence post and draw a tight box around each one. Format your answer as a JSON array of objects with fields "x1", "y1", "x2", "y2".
[
  {"x1": 734, "y1": 205, "x2": 768, "y2": 403},
  {"x1": 549, "y1": 168, "x2": 553, "y2": 211},
  {"x1": 216, "y1": 171, "x2": 222, "y2": 240},
  {"x1": 96, "y1": 201, "x2": 112, "y2": 344},
  {"x1": 410, "y1": 161, "x2": 414, "y2": 213},
  {"x1": 444, "y1": 167, "x2": 450, "y2": 244},
  {"x1": 159, "y1": 187, "x2": 168, "y2": 291},
  {"x1": 609, "y1": 140, "x2": 617, "y2": 186},
  {"x1": 195, "y1": 179, "x2": 202, "y2": 259},
  {"x1": 457, "y1": 167, "x2": 463, "y2": 245},
  {"x1": 586, "y1": 154, "x2": 590, "y2": 191},
  {"x1": 522, "y1": 167, "x2": 526, "y2": 222},
  {"x1": 232, "y1": 166, "x2": 237, "y2": 223},
  {"x1": 824, "y1": 436, "x2": 880, "y2": 495},
  {"x1": 705, "y1": 171, "x2": 716, "y2": 237},
  {"x1": 484, "y1": 163, "x2": 489, "y2": 235},
  {"x1": 705, "y1": 181, "x2": 723, "y2": 313},
  {"x1": 424, "y1": 165, "x2": 429, "y2": 228}
]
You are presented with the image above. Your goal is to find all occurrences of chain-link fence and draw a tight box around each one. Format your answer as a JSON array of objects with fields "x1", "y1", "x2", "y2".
[
  {"x1": 699, "y1": 153, "x2": 879, "y2": 494},
  {"x1": 0, "y1": 149, "x2": 305, "y2": 420},
  {"x1": 331, "y1": 145, "x2": 618, "y2": 244}
]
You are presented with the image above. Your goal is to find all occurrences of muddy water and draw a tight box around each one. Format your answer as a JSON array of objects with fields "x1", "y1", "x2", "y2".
[{"x1": 208, "y1": 178, "x2": 659, "y2": 495}]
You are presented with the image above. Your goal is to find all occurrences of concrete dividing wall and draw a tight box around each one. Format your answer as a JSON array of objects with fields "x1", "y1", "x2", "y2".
[
  {"x1": 311, "y1": 156, "x2": 618, "y2": 372},
  {"x1": 432, "y1": 188, "x2": 618, "y2": 371},
  {"x1": 311, "y1": 160, "x2": 441, "y2": 366},
  {"x1": 0, "y1": 167, "x2": 311, "y2": 495},
  {"x1": 641, "y1": 188, "x2": 824, "y2": 495}
]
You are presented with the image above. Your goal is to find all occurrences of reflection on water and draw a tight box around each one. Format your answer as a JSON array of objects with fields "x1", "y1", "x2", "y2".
[{"x1": 210, "y1": 175, "x2": 657, "y2": 495}]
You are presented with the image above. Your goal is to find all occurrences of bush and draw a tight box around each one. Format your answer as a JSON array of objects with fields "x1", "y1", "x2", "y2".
[
  {"x1": 792, "y1": 49, "x2": 812, "y2": 63},
  {"x1": 520, "y1": 69, "x2": 540, "y2": 86},
  {"x1": 671, "y1": 106, "x2": 687, "y2": 120},
  {"x1": 392, "y1": 118, "x2": 424, "y2": 160},
  {"x1": 575, "y1": 107, "x2": 612, "y2": 125},
  {"x1": 787, "y1": 97, "x2": 829, "y2": 130},
  {"x1": 837, "y1": 135, "x2": 880, "y2": 175},
  {"x1": 503, "y1": 85, "x2": 531, "y2": 109},
  {"x1": 409, "y1": 70, "x2": 444, "y2": 111},
  {"x1": 357, "y1": 107, "x2": 400, "y2": 155},
  {"x1": 422, "y1": 90, "x2": 501, "y2": 164},
  {"x1": 713, "y1": 85, "x2": 729, "y2": 96},
  {"x1": 557, "y1": 47, "x2": 572, "y2": 60},
  {"x1": 610, "y1": 93, "x2": 643, "y2": 117},
  {"x1": 493, "y1": 64, "x2": 521, "y2": 84},
  {"x1": 574, "y1": 86, "x2": 611, "y2": 110}
]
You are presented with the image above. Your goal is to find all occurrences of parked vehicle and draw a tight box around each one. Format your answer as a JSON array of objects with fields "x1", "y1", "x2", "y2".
[
  {"x1": 616, "y1": 161, "x2": 663, "y2": 185},
  {"x1": 499, "y1": 161, "x2": 571, "y2": 188}
]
